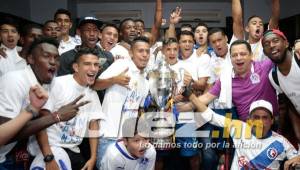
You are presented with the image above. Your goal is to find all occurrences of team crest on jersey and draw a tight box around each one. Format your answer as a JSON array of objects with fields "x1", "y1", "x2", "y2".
[
  {"x1": 140, "y1": 157, "x2": 149, "y2": 165},
  {"x1": 267, "y1": 147, "x2": 278, "y2": 159}
]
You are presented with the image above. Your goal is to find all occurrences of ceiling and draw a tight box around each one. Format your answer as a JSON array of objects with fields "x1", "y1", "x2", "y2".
[{"x1": 77, "y1": 0, "x2": 230, "y2": 3}]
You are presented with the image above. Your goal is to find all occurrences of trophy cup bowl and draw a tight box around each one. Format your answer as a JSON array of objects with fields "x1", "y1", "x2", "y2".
[{"x1": 148, "y1": 60, "x2": 175, "y2": 150}]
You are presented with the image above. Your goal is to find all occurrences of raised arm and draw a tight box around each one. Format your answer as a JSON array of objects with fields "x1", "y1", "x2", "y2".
[
  {"x1": 268, "y1": 0, "x2": 280, "y2": 29},
  {"x1": 232, "y1": 0, "x2": 244, "y2": 40},
  {"x1": 150, "y1": 0, "x2": 162, "y2": 46},
  {"x1": 165, "y1": 7, "x2": 182, "y2": 39}
]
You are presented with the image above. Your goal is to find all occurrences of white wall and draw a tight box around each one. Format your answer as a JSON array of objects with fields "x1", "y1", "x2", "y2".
[{"x1": 77, "y1": 2, "x2": 231, "y2": 28}]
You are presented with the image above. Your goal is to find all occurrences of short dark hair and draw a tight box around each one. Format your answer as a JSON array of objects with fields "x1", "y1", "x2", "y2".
[
  {"x1": 21, "y1": 23, "x2": 42, "y2": 37},
  {"x1": 43, "y1": 20, "x2": 57, "y2": 26},
  {"x1": 119, "y1": 18, "x2": 134, "y2": 31},
  {"x1": 101, "y1": 23, "x2": 119, "y2": 33},
  {"x1": 0, "y1": 17, "x2": 20, "y2": 33},
  {"x1": 74, "y1": 47, "x2": 99, "y2": 63},
  {"x1": 181, "y1": 23, "x2": 193, "y2": 30},
  {"x1": 130, "y1": 36, "x2": 150, "y2": 47},
  {"x1": 247, "y1": 15, "x2": 263, "y2": 24},
  {"x1": 134, "y1": 19, "x2": 145, "y2": 25},
  {"x1": 163, "y1": 37, "x2": 178, "y2": 46},
  {"x1": 28, "y1": 37, "x2": 59, "y2": 55},
  {"x1": 208, "y1": 27, "x2": 226, "y2": 38},
  {"x1": 178, "y1": 30, "x2": 194, "y2": 41},
  {"x1": 54, "y1": 8, "x2": 71, "y2": 20},
  {"x1": 195, "y1": 22, "x2": 209, "y2": 31},
  {"x1": 230, "y1": 39, "x2": 252, "y2": 55}
]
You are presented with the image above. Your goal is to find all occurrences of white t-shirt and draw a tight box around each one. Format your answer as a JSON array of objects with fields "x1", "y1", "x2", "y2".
[
  {"x1": 0, "y1": 66, "x2": 40, "y2": 163},
  {"x1": 180, "y1": 51, "x2": 211, "y2": 81},
  {"x1": 169, "y1": 61, "x2": 195, "y2": 123},
  {"x1": 58, "y1": 36, "x2": 79, "y2": 55},
  {"x1": 99, "y1": 59, "x2": 149, "y2": 138},
  {"x1": 110, "y1": 44, "x2": 131, "y2": 61},
  {"x1": 0, "y1": 44, "x2": 27, "y2": 77},
  {"x1": 269, "y1": 55, "x2": 300, "y2": 113},
  {"x1": 231, "y1": 34, "x2": 267, "y2": 62},
  {"x1": 175, "y1": 52, "x2": 211, "y2": 123},
  {"x1": 198, "y1": 108, "x2": 298, "y2": 170},
  {"x1": 42, "y1": 74, "x2": 104, "y2": 153},
  {"x1": 100, "y1": 140, "x2": 156, "y2": 170}
]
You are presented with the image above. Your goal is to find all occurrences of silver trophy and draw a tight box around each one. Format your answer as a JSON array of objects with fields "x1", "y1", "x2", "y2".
[{"x1": 148, "y1": 59, "x2": 176, "y2": 150}]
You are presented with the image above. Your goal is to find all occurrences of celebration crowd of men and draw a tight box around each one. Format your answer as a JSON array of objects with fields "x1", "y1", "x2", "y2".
[{"x1": 1, "y1": 0, "x2": 300, "y2": 169}]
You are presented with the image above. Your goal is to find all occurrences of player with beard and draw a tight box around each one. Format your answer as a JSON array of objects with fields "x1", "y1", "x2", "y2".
[
  {"x1": 231, "y1": 0, "x2": 280, "y2": 61},
  {"x1": 262, "y1": 29, "x2": 300, "y2": 152},
  {"x1": 110, "y1": 18, "x2": 137, "y2": 60},
  {"x1": 32, "y1": 47, "x2": 104, "y2": 170},
  {"x1": 0, "y1": 37, "x2": 88, "y2": 169}
]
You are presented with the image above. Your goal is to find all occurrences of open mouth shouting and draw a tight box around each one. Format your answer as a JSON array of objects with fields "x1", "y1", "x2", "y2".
[{"x1": 86, "y1": 72, "x2": 97, "y2": 85}]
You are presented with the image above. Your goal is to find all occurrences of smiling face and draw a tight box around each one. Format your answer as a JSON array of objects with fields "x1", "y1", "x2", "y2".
[
  {"x1": 73, "y1": 53, "x2": 99, "y2": 86},
  {"x1": 124, "y1": 134, "x2": 150, "y2": 158},
  {"x1": 262, "y1": 33, "x2": 289, "y2": 64},
  {"x1": 246, "y1": 16, "x2": 264, "y2": 43},
  {"x1": 194, "y1": 25, "x2": 208, "y2": 46},
  {"x1": 230, "y1": 43, "x2": 252, "y2": 77},
  {"x1": 99, "y1": 26, "x2": 118, "y2": 51},
  {"x1": 80, "y1": 23, "x2": 100, "y2": 48},
  {"x1": 131, "y1": 41, "x2": 150, "y2": 71},
  {"x1": 163, "y1": 42, "x2": 179, "y2": 65},
  {"x1": 28, "y1": 43, "x2": 59, "y2": 84},
  {"x1": 179, "y1": 34, "x2": 194, "y2": 59},
  {"x1": 0, "y1": 24, "x2": 20, "y2": 49}
]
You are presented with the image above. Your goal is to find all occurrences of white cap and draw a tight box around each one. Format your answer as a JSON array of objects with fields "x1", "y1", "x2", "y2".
[{"x1": 249, "y1": 100, "x2": 273, "y2": 115}]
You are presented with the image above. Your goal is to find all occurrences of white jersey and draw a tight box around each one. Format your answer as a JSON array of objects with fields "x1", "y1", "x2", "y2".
[
  {"x1": 110, "y1": 44, "x2": 131, "y2": 61},
  {"x1": 58, "y1": 36, "x2": 79, "y2": 55},
  {"x1": 41, "y1": 75, "x2": 104, "y2": 153},
  {"x1": 268, "y1": 54, "x2": 300, "y2": 113},
  {"x1": 0, "y1": 66, "x2": 41, "y2": 163},
  {"x1": 198, "y1": 108, "x2": 298, "y2": 170},
  {"x1": 0, "y1": 44, "x2": 27, "y2": 77},
  {"x1": 180, "y1": 51, "x2": 211, "y2": 81},
  {"x1": 100, "y1": 140, "x2": 156, "y2": 170},
  {"x1": 99, "y1": 59, "x2": 149, "y2": 138}
]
